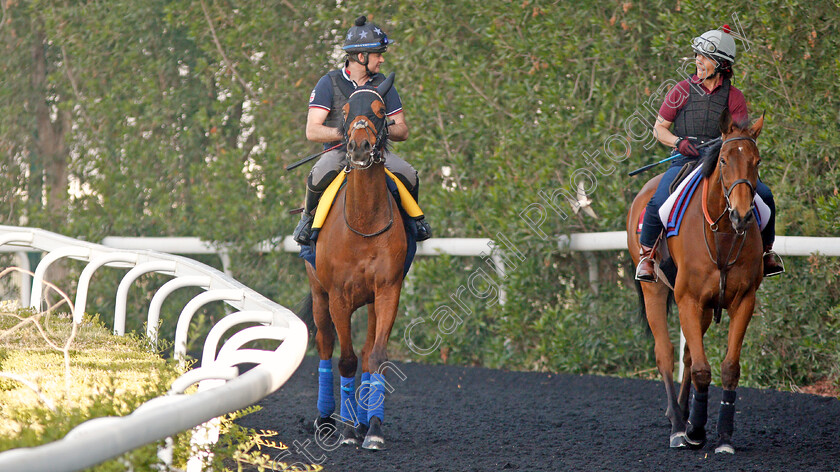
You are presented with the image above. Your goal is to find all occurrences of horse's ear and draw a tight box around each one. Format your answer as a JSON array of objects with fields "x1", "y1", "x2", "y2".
[
  {"x1": 342, "y1": 102, "x2": 350, "y2": 119},
  {"x1": 376, "y1": 72, "x2": 396, "y2": 97},
  {"x1": 750, "y1": 111, "x2": 765, "y2": 139},
  {"x1": 719, "y1": 108, "x2": 735, "y2": 135}
]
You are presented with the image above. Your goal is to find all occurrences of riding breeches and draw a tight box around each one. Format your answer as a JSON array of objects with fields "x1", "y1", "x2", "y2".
[
  {"x1": 639, "y1": 159, "x2": 777, "y2": 248},
  {"x1": 639, "y1": 158, "x2": 695, "y2": 248},
  {"x1": 309, "y1": 149, "x2": 419, "y2": 195}
]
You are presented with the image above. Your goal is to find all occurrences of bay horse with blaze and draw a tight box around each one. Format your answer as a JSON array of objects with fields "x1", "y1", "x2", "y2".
[
  {"x1": 305, "y1": 72, "x2": 406, "y2": 450},
  {"x1": 627, "y1": 110, "x2": 766, "y2": 453}
]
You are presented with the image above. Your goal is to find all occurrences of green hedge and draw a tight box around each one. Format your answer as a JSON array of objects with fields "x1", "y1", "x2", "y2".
[{"x1": 1, "y1": 0, "x2": 838, "y2": 391}]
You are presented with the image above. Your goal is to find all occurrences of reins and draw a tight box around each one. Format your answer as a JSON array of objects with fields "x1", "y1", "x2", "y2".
[
  {"x1": 700, "y1": 135, "x2": 758, "y2": 323},
  {"x1": 342, "y1": 187, "x2": 394, "y2": 237}
]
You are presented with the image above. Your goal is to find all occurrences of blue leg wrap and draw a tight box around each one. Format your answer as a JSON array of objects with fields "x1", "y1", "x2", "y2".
[
  {"x1": 339, "y1": 376, "x2": 358, "y2": 425},
  {"x1": 368, "y1": 373, "x2": 386, "y2": 423},
  {"x1": 317, "y1": 359, "x2": 335, "y2": 418},
  {"x1": 356, "y1": 372, "x2": 371, "y2": 426}
]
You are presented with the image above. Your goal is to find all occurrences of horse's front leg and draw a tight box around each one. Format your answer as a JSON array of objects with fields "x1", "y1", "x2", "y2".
[
  {"x1": 312, "y1": 288, "x2": 337, "y2": 430},
  {"x1": 678, "y1": 296, "x2": 713, "y2": 449},
  {"x1": 337, "y1": 303, "x2": 377, "y2": 446},
  {"x1": 716, "y1": 292, "x2": 756, "y2": 454},
  {"x1": 361, "y1": 287, "x2": 401, "y2": 450},
  {"x1": 676, "y1": 308, "x2": 713, "y2": 422},
  {"x1": 328, "y1": 299, "x2": 363, "y2": 445}
]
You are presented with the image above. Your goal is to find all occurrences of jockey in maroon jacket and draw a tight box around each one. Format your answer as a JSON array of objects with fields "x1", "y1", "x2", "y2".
[{"x1": 636, "y1": 26, "x2": 784, "y2": 281}]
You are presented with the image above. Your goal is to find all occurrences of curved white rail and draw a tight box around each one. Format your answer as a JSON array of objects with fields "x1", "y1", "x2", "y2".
[{"x1": 0, "y1": 225, "x2": 308, "y2": 472}]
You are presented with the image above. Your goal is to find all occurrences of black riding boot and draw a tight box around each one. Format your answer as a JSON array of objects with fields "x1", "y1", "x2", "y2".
[
  {"x1": 293, "y1": 187, "x2": 322, "y2": 245},
  {"x1": 409, "y1": 180, "x2": 432, "y2": 241}
]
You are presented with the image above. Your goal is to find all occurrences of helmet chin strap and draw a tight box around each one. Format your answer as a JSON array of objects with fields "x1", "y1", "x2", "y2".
[{"x1": 350, "y1": 52, "x2": 375, "y2": 81}]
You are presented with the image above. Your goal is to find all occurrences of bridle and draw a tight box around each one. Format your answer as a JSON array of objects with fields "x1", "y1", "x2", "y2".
[
  {"x1": 341, "y1": 88, "x2": 393, "y2": 237},
  {"x1": 702, "y1": 135, "x2": 760, "y2": 323},
  {"x1": 343, "y1": 89, "x2": 388, "y2": 170},
  {"x1": 718, "y1": 136, "x2": 758, "y2": 230},
  {"x1": 707, "y1": 136, "x2": 758, "y2": 235}
]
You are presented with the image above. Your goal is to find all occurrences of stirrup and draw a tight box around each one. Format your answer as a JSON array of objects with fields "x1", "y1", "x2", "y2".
[
  {"x1": 763, "y1": 250, "x2": 785, "y2": 277},
  {"x1": 635, "y1": 256, "x2": 657, "y2": 282},
  {"x1": 293, "y1": 214, "x2": 315, "y2": 245}
]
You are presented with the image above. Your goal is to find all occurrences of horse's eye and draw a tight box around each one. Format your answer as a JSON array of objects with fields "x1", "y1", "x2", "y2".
[
  {"x1": 756, "y1": 160, "x2": 761, "y2": 167},
  {"x1": 719, "y1": 158, "x2": 727, "y2": 167}
]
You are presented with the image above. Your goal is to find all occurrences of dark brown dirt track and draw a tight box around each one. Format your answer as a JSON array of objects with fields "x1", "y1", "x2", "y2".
[{"x1": 239, "y1": 356, "x2": 840, "y2": 472}]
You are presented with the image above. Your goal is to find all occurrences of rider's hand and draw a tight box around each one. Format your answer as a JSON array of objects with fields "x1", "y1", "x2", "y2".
[{"x1": 676, "y1": 137, "x2": 699, "y2": 157}]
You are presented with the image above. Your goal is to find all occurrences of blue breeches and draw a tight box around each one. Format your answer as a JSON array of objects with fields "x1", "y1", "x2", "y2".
[{"x1": 639, "y1": 159, "x2": 694, "y2": 248}]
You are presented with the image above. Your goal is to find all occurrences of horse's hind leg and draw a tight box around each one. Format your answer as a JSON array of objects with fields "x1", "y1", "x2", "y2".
[
  {"x1": 641, "y1": 282, "x2": 686, "y2": 447},
  {"x1": 677, "y1": 343, "x2": 692, "y2": 422}
]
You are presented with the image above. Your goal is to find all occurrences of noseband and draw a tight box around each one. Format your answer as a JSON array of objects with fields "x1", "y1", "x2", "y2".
[{"x1": 344, "y1": 89, "x2": 388, "y2": 170}]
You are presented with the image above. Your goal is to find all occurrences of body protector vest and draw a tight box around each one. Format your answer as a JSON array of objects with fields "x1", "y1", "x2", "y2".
[
  {"x1": 672, "y1": 78, "x2": 731, "y2": 145},
  {"x1": 323, "y1": 69, "x2": 386, "y2": 148}
]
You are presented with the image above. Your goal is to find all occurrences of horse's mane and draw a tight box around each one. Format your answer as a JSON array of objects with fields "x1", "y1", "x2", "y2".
[
  {"x1": 700, "y1": 141, "x2": 723, "y2": 179},
  {"x1": 700, "y1": 118, "x2": 751, "y2": 179}
]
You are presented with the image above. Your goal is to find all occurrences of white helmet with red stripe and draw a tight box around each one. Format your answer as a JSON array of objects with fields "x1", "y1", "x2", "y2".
[{"x1": 692, "y1": 25, "x2": 737, "y2": 65}]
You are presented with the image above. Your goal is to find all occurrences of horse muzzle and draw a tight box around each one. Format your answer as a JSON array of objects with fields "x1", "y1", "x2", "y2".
[{"x1": 729, "y1": 208, "x2": 754, "y2": 235}]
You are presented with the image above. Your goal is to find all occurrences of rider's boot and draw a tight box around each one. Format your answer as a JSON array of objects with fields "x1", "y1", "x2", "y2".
[
  {"x1": 293, "y1": 187, "x2": 322, "y2": 245},
  {"x1": 635, "y1": 245, "x2": 657, "y2": 282},
  {"x1": 409, "y1": 181, "x2": 432, "y2": 241},
  {"x1": 762, "y1": 245, "x2": 784, "y2": 277},
  {"x1": 415, "y1": 218, "x2": 432, "y2": 241}
]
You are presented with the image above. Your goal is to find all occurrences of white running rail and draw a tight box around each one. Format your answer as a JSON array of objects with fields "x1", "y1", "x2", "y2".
[{"x1": 0, "y1": 225, "x2": 308, "y2": 472}]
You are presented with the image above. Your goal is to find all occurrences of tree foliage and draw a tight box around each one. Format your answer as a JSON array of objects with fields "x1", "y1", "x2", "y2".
[{"x1": 1, "y1": 0, "x2": 838, "y2": 389}]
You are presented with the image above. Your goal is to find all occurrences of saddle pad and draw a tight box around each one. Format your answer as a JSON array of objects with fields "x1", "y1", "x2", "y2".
[
  {"x1": 299, "y1": 176, "x2": 418, "y2": 277},
  {"x1": 312, "y1": 171, "x2": 424, "y2": 233},
  {"x1": 658, "y1": 164, "x2": 770, "y2": 238}
]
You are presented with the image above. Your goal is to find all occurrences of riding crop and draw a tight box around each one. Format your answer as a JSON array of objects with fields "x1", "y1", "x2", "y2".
[
  {"x1": 285, "y1": 142, "x2": 345, "y2": 171},
  {"x1": 628, "y1": 137, "x2": 722, "y2": 176}
]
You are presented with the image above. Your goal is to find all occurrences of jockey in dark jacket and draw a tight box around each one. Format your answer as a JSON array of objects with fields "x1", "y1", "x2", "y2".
[{"x1": 293, "y1": 15, "x2": 432, "y2": 245}]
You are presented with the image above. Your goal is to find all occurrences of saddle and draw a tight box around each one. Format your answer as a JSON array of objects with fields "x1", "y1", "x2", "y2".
[
  {"x1": 311, "y1": 169, "x2": 424, "y2": 238},
  {"x1": 299, "y1": 172, "x2": 420, "y2": 276},
  {"x1": 669, "y1": 161, "x2": 700, "y2": 193}
]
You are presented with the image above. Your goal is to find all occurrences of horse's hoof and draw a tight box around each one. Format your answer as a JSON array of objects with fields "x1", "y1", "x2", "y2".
[
  {"x1": 313, "y1": 416, "x2": 335, "y2": 431},
  {"x1": 684, "y1": 426, "x2": 706, "y2": 449},
  {"x1": 361, "y1": 417, "x2": 386, "y2": 450},
  {"x1": 715, "y1": 442, "x2": 735, "y2": 454},
  {"x1": 669, "y1": 432, "x2": 689, "y2": 448},
  {"x1": 340, "y1": 423, "x2": 363, "y2": 446}
]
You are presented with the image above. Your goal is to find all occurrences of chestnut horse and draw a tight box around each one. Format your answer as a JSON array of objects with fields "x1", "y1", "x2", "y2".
[
  {"x1": 306, "y1": 72, "x2": 406, "y2": 450},
  {"x1": 627, "y1": 111, "x2": 765, "y2": 453}
]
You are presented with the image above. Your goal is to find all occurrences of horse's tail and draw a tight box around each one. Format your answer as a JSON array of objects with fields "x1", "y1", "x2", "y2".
[
  {"x1": 634, "y1": 280, "x2": 650, "y2": 334},
  {"x1": 294, "y1": 292, "x2": 316, "y2": 339}
]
